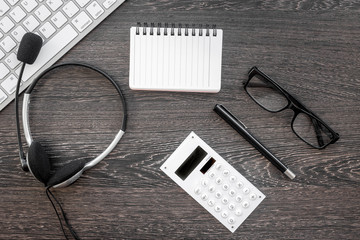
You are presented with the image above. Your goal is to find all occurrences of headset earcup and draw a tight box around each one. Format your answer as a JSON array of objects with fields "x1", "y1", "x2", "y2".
[
  {"x1": 46, "y1": 160, "x2": 85, "y2": 187},
  {"x1": 27, "y1": 141, "x2": 51, "y2": 185}
]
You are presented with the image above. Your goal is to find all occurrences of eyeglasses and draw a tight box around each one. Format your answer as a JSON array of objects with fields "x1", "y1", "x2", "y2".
[{"x1": 244, "y1": 66, "x2": 339, "y2": 149}]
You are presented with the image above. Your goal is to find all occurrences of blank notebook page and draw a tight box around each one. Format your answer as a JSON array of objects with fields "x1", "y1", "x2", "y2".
[{"x1": 129, "y1": 24, "x2": 223, "y2": 93}]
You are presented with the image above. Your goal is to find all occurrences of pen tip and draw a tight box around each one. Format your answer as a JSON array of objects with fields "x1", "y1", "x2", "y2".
[{"x1": 284, "y1": 169, "x2": 296, "y2": 180}]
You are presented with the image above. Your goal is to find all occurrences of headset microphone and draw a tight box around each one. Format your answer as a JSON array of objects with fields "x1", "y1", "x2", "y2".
[
  {"x1": 17, "y1": 32, "x2": 43, "y2": 64},
  {"x1": 16, "y1": 33, "x2": 43, "y2": 171}
]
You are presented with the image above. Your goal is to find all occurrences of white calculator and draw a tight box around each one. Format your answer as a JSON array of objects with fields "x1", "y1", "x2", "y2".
[{"x1": 160, "y1": 132, "x2": 266, "y2": 233}]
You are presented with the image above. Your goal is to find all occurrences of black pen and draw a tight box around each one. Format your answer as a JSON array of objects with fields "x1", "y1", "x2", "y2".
[{"x1": 214, "y1": 104, "x2": 296, "y2": 180}]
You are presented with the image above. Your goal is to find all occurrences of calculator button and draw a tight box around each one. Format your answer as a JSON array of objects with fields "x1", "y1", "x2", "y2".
[
  {"x1": 208, "y1": 185, "x2": 215, "y2": 193},
  {"x1": 221, "y1": 211, "x2": 229, "y2": 218},
  {"x1": 229, "y1": 175, "x2": 236, "y2": 182},
  {"x1": 228, "y1": 189, "x2": 236, "y2": 197},
  {"x1": 228, "y1": 217, "x2": 235, "y2": 224},
  {"x1": 208, "y1": 199, "x2": 215, "y2": 207},
  {"x1": 235, "y1": 195, "x2": 242, "y2": 202},
  {"x1": 221, "y1": 197, "x2": 229, "y2": 205},
  {"x1": 243, "y1": 187, "x2": 250, "y2": 194},
  {"x1": 222, "y1": 183, "x2": 229, "y2": 191},
  {"x1": 215, "y1": 177, "x2": 223, "y2": 184},
  {"x1": 201, "y1": 179, "x2": 209, "y2": 187},
  {"x1": 214, "y1": 205, "x2": 222, "y2": 212},
  {"x1": 194, "y1": 187, "x2": 201, "y2": 195},
  {"x1": 242, "y1": 201, "x2": 250, "y2": 208},
  {"x1": 228, "y1": 203, "x2": 235, "y2": 211},
  {"x1": 215, "y1": 163, "x2": 222, "y2": 170},
  {"x1": 236, "y1": 181, "x2": 244, "y2": 189},
  {"x1": 235, "y1": 208, "x2": 242, "y2": 216},
  {"x1": 208, "y1": 171, "x2": 216, "y2": 178},
  {"x1": 222, "y1": 169, "x2": 230, "y2": 176},
  {"x1": 249, "y1": 193, "x2": 257, "y2": 200},
  {"x1": 215, "y1": 192, "x2": 222, "y2": 199},
  {"x1": 201, "y1": 193, "x2": 208, "y2": 201}
]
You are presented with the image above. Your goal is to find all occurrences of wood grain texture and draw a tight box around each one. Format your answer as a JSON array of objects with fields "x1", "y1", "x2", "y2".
[{"x1": 0, "y1": 0, "x2": 359, "y2": 239}]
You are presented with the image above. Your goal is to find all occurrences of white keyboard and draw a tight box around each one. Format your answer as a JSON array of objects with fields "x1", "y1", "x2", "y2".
[{"x1": 0, "y1": 0, "x2": 126, "y2": 111}]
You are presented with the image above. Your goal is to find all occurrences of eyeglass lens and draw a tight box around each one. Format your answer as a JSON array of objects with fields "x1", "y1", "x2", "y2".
[
  {"x1": 292, "y1": 113, "x2": 333, "y2": 148},
  {"x1": 246, "y1": 74, "x2": 288, "y2": 112}
]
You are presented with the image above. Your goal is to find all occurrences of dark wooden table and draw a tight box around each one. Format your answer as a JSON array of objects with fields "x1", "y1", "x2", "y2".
[{"x1": 1, "y1": 1, "x2": 359, "y2": 239}]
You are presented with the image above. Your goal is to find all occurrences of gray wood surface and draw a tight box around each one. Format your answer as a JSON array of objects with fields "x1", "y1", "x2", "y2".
[{"x1": 1, "y1": 0, "x2": 359, "y2": 239}]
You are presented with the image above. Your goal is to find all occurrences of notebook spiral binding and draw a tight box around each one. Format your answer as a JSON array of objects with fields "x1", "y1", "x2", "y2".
[{"x1": 136, "y1": 22, "x2": 217, "y2": 37}]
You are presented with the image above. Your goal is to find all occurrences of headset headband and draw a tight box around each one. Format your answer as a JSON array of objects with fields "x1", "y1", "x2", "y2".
[{"x1": 22, "y1": 63, "x2": 127, "y2": 187}]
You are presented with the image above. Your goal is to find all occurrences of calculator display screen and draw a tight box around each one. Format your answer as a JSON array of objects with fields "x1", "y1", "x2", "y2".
[{"x1": 175, "y1": 146, "x2": 207, "y2": 180}]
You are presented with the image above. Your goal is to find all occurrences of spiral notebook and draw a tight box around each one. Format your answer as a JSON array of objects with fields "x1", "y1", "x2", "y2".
[{"x1": 129, "y1": 23, "x2": 223, "y2": 93}]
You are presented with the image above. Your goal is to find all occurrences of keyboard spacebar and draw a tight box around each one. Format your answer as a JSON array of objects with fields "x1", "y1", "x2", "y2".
[{"x1": 23, "y1": 25, "x2": 78, "y2": 81}]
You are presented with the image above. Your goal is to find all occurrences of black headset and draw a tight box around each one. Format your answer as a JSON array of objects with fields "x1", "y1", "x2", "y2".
[
  {"x1": 15, "y1": 33, "x2": 128, "y2": 239},
  {"x1": 16, "y1": 33, "x2": 128, "y2": 188}
]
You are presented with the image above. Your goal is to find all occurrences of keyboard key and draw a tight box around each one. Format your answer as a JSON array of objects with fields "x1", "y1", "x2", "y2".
[
  {"x1": 5, "y1": 53, "x2": 21, "y2": 69},
  {"x1": 0, "y1": 89, "x2": 7, "y2": 104},
  {"x1": 0, "y1": 0, "x2": 10, "y2": 17},
  {"x1": 102, "y1": 0, "x2": 115, "y2": 9},
  {"x1": 1, "y1": 74, "x2": 18, "y2": 94},
  {"x1": 51, "y1": 12, "x2": 67, "y2": 28},
  {"x1": 23, "y1": 15, "x2": 40, "y2": 31},
  {"x1": 0, "y1": 49, "x2": 4, "y2": 59},
  {"x1": 11, "y1": 26, "x2": 27, "y2": 42},
  {"x1": 86, "y1": 1, "x2": 104, "y2": 19},
  {"x1": 34, "y1": 5, "x2": 51, "y2": 21},
  {"x1": 0, "y1": 16, "x2": 15, "y2": 33},
  {"x1": 39, "y1": 22, "x2": 56, "y2": 38},
  {"x1": 46, "y1": 0, "x2": 63, "y2": 11},
  {"x1": 21, "y1": 25, "x2": 78, "y2": 82},
  {"x1": 72, "y1": 12, "x2": 92, "y2": 32},
  {"x1": 10, "y1": 6, "x2": 26, "y2": 22},
  {"x1": 21, "y1": 0, "x2": 38, "y2": 12},
  {"x1": 63, "y1": 1, "x2": 79, "y2": 18},
  {"x1": 75, "y1": 0, "x2": 90, "y2": 7},
  {"x1": 1, "y1": 36, "x2": 16, "y2": 52},
  {"x1": 14, "y1": 65, "x2": 21, "y2": 77},
  {"x1": 5, "y1": 0, "x2": 19, "y2": 5},
  {"x1": 0, "y1": 63, "x2": 10, "y2": 79}
]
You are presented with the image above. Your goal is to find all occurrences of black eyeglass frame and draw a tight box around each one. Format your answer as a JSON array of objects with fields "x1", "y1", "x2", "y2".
[{"x1": 244, "y1": 66, "x2": 339, "y2": 149}]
